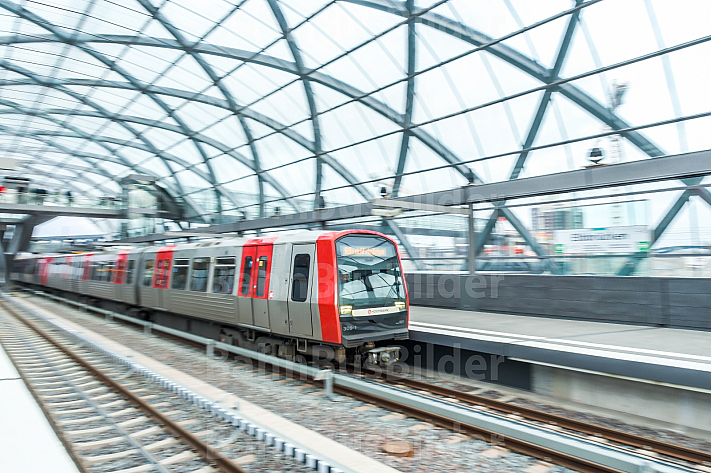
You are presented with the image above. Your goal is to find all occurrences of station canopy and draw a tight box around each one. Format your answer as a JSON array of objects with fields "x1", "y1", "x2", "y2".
[{"x1": 0, "y1": 0, "x2": 709, "y2": 226}]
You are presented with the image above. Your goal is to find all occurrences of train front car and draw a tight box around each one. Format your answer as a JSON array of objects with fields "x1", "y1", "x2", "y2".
[{"x1": 319, "y1": 231, "x2": 409, "y2": 366}]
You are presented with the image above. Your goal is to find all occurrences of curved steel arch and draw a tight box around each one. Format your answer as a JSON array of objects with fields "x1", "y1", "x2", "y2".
[
  {"x1": 135, "y1": 0, "x2": 266, "y2": 218},
  {"x1": 0, "y1": 58, "x2": 210, "y2": 212},
  {"x1": 0, "y1": 64, "x2": 302, "y2": 215},
  {"x1": 0, "y1": 105, "x2": 303, "y2": 211},
  {"x1": 0, "y1": 27, "x2": 670, "y2": 179},
  {"x1": 0, "y1": 0, "x2": 226, "y2": 213},
  {"x1": 0, "y1": 127, "x2": 209, "y2": 219},
  {"x1": 0, "y1": 124, "x2": 272, "y2": 218},
  {"x1": 0, "y1": 33, "x2": 478, "y2": 182},
  {"x1": 0, "y1": 129, "x2": 204, "y2": 220},
  {"x1": 0, "y1": 77, "x2": 375, "y2": 201},
  {"x1": 343, "y1": 0, "x2": 665, "y2": 159},
  {"x1": 266, "y1": 0, "x2": 325, "y2": 209},
  {"x1": 0, "y1": 95, "x2": 212, "y2": 220}
]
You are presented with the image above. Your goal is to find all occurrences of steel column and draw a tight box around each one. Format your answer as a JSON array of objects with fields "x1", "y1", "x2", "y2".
[{"x1": 392, "y1": 0, "x2": 417, "y2": 198}]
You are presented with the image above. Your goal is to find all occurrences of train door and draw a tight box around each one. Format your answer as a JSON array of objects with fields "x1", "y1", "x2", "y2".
[
  {"x1": 114, "y1": 252, "x2": 128, "y2": 301},
  {"x1": 237, "y1": 246, "x2": 256, "y2": 325},
  {"x1": 287, "y1": 244, "x2": 315, "y2": 336},
  {"x1": 152, "y1": 248, "x2": 173, "y2": 309},
  {"x1": 251, "y1": 245, "x2": 272, "y2": 329},
  {"x1": 39, "y1": 258, "x2": 50, "y2": 286}
]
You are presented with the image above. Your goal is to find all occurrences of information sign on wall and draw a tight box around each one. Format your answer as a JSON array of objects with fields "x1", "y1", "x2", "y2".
[{"x1": 554, "y1": 226, "x2": 651, "y2": 254}]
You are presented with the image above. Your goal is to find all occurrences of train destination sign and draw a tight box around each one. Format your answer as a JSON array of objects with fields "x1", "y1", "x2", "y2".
[
  {"x1": 554, "y1": 226, "x2": 651, "y2": 254},
  {"x1": 341, "y1": 246, "x2": 388, "y2": 257}
]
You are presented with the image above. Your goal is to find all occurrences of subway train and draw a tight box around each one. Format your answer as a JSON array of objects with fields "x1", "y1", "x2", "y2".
[{"x1": 11, "y1": 230, "x2": 409, "y2": 364}]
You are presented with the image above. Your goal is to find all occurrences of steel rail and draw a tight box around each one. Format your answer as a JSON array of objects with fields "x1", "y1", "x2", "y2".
[
  {"x1": 14, "y1": 287, "x2": 695, "y2": 473},
  {"x1": 0, "y1": 298, "x2": 249, "y2": 473},
  {"x1": 372, "y1": 369, "x2": 711, "y2": 466}
]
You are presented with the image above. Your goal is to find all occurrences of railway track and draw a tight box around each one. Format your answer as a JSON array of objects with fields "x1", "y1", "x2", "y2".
[
  {"x1": 0, "y1": 299, "x2": 310, "y2": 473},
  {"x1": 362, "y1": 369, "x2": 711, "y2": 468},
  {"x1": 12, "y1": 288, "x2": 703, "y2": 473}
]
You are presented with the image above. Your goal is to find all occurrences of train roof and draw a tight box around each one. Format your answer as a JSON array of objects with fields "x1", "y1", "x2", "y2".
[{"x1": 17, "y1": 229, "x2": 395, "y2": 259}]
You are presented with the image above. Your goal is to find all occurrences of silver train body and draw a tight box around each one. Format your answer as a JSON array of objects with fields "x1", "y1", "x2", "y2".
[{"x1": 12, "y1": 230, "x2": 409, "y2": 362}]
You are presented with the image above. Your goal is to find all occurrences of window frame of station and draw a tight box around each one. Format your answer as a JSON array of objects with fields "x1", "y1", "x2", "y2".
[{"x1": 212, "y1": 256, "x2": 236, "y2": 294}]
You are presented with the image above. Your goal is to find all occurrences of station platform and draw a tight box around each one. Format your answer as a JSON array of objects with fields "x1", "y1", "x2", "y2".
[
  {"x1": 409, "y1": 306, "x2": 711, "y2": 391},
  {"x1": 0, "y1": 342, "x2": 80, "y2": 472}
]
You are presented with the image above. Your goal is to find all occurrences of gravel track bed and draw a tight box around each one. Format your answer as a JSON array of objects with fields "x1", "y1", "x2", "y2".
[
  {"x1": 23, "y1": 295, "x2": 580, "y2": 473},
  {"x1": 396, "y1": 375, "x2": 711, "y2": 454},
  {"x1": 2, "y1": 300, "x2": 314, "y2": 473}
]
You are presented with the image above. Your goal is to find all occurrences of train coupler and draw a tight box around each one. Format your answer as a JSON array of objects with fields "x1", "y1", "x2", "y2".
[{"x1": 364, "y1": 346, "x2": 400, "y2": 367}]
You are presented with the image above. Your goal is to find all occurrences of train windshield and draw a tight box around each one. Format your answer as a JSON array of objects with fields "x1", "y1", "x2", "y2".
[{"x1": 336, "y1": 235, "x2": 406, "y2": 310}]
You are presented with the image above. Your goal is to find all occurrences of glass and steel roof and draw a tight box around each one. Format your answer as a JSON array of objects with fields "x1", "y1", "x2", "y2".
[{"x1": 0, "y1": 0, "x2": 709, "y2": 236}]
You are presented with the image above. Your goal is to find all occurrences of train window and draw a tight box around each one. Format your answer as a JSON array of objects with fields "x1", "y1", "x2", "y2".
[
  {"x1": 126, "y1": 260, "x2": 136, "y2": 284},
  {"x1": 103, "y1": 262, "x2": 114, "y2": 282},
  {"x1": 190, "y1": 257, "x2": 210, "y2": 292},
  {"x1": 142, "y1": 259, "x2": 155, "y2": 286},
  {"x1": 291, "y1": 254, "x2": 310, "y2": 302},
  {"x1": 255, "y1": 256, "x2": 269, "y2": 297},
  {"x1": 91, "y1": 262, "x2": 101, "y2": 281},
  {"x1": 73, "y1": 260, "x2": 82, "y2": 280},
  {"x1": 212, "y1": 257, "x2": 236, "y2": 294},
  {"x1": 171, "y1": 259, "x2": 190, "y2": 290},
  {"x1": 240, "y1": 256, "x2": 253, "y2": 296}
]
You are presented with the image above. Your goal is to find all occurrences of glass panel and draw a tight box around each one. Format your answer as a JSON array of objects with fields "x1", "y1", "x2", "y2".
[
  {"x1": 240, "y1": 256, "x2": 253, "y2": 296},
  {"x1": 212, "y1": 257, "x2": 236, "y2": 294},
  {"x1": 171, "y1": 260, "x2": 189, "y2": 290},
  {"x1": 142, "y1": 259, "x2": 155, "y2": 286},
  {"x1": 336, "y1": 235, "x2": 405, "y2": 310},
  {"x1": 291, "y1": 254, "x2": 310, "y2": 302},
  {"x1": 190, "y1": 257, "x2": 210, "y2": 292},
  {"x1": 255, "y1": 256, "x2": 268, "y2": 297}
]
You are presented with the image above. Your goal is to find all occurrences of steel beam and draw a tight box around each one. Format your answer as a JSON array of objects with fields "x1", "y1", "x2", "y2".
[
  {"x1": 343, "y1": 0, "x2": 665, "y2": 158},
  {"x1": 499, "y1": 207, "x2": 558, "y2": 274},
  {"x1": 509, "y1": 0, "x2": 582, "y2": 180},
  {"x1": 0, "y1": 0, "x2": 225, "y2": 217},
  {"x1": 384, "y1": 218, "x2": 422, "y2": 270},
  {"x1": 0, "y1": 33, "x2": 477, "y2": 185},
  {"x1": 115, "y1": 150, "x2": 711, "y2": 245},
  {"x1": 266, "y1": 0, "x2": 324, "y2": 211},
  {"x1": 0, "y1": 96, "x2": 207, "y2": 220},
  {"x1": 400, "y1": 150, "x2": 711, "y2": 207},
  {"x1": 392, "y1": 0, "x2": 417, "y2": 198},
  {"x1": 617, "y1": 189, "x2": 692, "y2": 276},
  {"x1": 136, "y1": 0, "x2": 261, "y2": 218}
]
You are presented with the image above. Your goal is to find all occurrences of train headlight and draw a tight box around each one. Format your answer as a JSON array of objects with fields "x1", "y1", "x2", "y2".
[
  {"x1": 340, "y1": 305, "x2": 352, "y2": 315},
  {"x1": 395, "y1": 301, "x2": 406, "y2": 310}
]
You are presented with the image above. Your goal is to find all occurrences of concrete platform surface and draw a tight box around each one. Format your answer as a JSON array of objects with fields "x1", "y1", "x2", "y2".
[
  {"x1": 410, "y1": 306, "x2": 711, "y2": 391},
  {"x1": 0, "y1": 342, "x2": 80, "y2": 473}
]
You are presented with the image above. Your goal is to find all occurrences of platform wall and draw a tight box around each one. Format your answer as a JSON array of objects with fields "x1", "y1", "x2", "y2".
[{"x1": 405, "y1": 273, "x2": 711, "y2": 329}]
